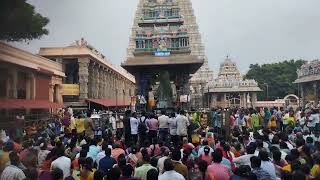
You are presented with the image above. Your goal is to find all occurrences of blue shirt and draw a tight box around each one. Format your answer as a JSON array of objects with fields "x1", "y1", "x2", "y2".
[
  {"x1": 261, "y1": 161, "x2": 277, "y2": 180},
  {"x1": 87, "y1": 145, "x2": 100, "y2": 161},
  {"x1": 98, "y1": 156, "x2": 117, "y2": 172},
  {"x1": 252, "y1": 168, "x2": 271, "y2": 180}
]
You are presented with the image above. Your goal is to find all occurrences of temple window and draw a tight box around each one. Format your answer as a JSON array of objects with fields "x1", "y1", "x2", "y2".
[
  {"x1": 164, "y1": 9, "x2": 173, "y2": 17},
  {"x1": 172, "y1": 8, "x2": 179, "y2": 16},
  {"x1": 136, "y1": 40, "x2": 144, "y2": 48}
]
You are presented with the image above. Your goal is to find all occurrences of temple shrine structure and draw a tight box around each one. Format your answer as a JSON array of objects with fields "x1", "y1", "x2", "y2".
[
  {"x1": 39, "y1": 39, "x2": 136, "y2": 109},
  {"x1": 294, "y1": 60, "x2": 320, "y2": 107},
  {"x1": 206, "y1": 57, "x2": 261, "y2": 108},
  {"x1": 122, "y1": 0, "x2": 213, "y2": 109}
]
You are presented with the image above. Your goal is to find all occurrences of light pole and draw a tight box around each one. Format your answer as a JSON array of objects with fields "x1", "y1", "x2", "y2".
[
  {"x1": 207, "y1": 86, "x2": 210, "y2": 109},
  {"x1": 201, "y1": 85, "x2": 204, "y2": 109},
  {"x1": 262, "y1": 83, "x2": 269, "y2": 100}
]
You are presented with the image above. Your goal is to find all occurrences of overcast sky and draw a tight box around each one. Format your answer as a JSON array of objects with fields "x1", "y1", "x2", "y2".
[{"x1": 13, "y1": 0, "x2": 320, "y2": 75}]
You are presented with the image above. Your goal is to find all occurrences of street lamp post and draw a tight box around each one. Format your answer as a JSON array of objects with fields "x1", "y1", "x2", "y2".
[
  {"x1": 201, "y1": 86, "x2": 204, "y2": 109},
  {"x1": 207, "y1": 86, "x2": 210, "y2": 109},
  {"x1": 262, "y1": 83, "x2": 269, "y2": 100}
]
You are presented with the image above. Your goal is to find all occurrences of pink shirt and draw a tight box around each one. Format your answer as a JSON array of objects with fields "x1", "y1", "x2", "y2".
[
  {"x1": 147, "y1": 118, "x2": 158, "y2": 131},
  {"x1": 205, "y1": 163, "x2": 230, "y2": 180}
]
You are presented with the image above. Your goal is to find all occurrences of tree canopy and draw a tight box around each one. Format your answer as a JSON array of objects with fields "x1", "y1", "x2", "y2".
[
  {"x1": 244, "y1": 60, "x2": 306, "y2": 101},
  {"x1": 0, "y1": 0, "x2": 49, "y2": 41}
]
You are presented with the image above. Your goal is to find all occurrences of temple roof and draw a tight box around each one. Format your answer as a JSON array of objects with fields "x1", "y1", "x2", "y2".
[
  {"x1": 294, "y1": 60, "x2": 320, "y2": 83},
  {"x1": 209, "y1": 87, "x2": 262, "y2": 93},
  {"x1": 121, "y1": 54, "x2": 203, "y2": 74}
]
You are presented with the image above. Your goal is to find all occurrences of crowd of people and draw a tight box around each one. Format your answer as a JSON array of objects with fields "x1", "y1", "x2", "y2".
[{"x1": 1, "y1": 106, "x2": 320, "y2": 180}]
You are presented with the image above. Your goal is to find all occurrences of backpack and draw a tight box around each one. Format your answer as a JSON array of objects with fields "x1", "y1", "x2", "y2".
[{"x1": 138, "y1": 117, "x2": 147, "y2": 134}]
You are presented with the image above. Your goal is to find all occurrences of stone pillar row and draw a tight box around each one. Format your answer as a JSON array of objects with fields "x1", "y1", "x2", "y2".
[
  {"x1": 78, "y1": 57, "x2": 90, "y2": 100},
  {"x1": 80, "y1": 58, "x2": 131, "y2": 103}
]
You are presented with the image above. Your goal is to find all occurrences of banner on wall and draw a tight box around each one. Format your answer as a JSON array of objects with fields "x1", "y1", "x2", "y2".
[{"x1": 61, "y1": 84, "x2": 80, "y2": 96}]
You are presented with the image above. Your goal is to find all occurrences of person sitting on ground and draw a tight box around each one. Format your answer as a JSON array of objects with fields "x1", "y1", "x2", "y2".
[
  {"x1": 50, "y1": 146, "x2": 71, "y2": 179},
  {"x1": 233, "y1": 144, "x2": 256, "y2": 167},
  {"x1": 80, "y1": 157, "x2": 95, "y2": 180},
  {"x1": 258, "y1": 150, "x2": 277, "y2": 180},
  {"x1": 1, "y1": 151, "x2": 26, "y2": 180},
  {"x1": 119, "y1": 164, "x2": 141, "y2": 180},
  {"x1": 250, "y1": 156, "x2": 271, "y2": 180},
  {"x1": 111, "y1": 143, "x2": 125, "y2": 162},
  {"x1": 311, "y1": 155, "x2": 320, "y2": 178}
]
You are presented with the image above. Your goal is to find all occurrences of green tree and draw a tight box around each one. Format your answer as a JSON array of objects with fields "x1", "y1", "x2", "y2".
[
  {"x1": 244, "y1": 60, "x2": 306, "y2": 101},
  {"x1": 0, "y1": 0, "x2": 49, "y2": 41}
]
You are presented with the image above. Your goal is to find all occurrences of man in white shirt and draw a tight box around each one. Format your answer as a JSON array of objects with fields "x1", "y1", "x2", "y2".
[
  {"x1": 233, "y1": 145, "x2": 256, "y2": 167},
  {"x1": 96, "y1": 144, "x2": 108, "y2": 166},
  {"x1": 158, "y1": 110, "x2": 170, "y2": 143},
  {"x1": 130, "y1": 112, "x2": 139, "y2": 144},
  {"x1": 109, "y1": 112, "x2": 116, "y2": 135},
  {"x1": 50, "y1": 148, "x2": 71, "y2": 179},
  {"x1": 168, "y1": 112, "x2": 178, "y2": 145},
  {"x1": 159, "y1": 158, "x2": 184, "y2": 180},
  {"x1": 1, "y1": 152, "x2": 26, "y2": 180},
  {"x1": 176, "y1": 110, "x2": 190, "y2": 140},
  {"x1": 157, "y1": 150, "x2": 170, "y2": 175}
]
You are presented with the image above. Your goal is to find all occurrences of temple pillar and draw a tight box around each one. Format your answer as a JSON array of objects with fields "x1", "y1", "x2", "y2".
[
  {"x1": 314, "y1": 82, "x2": 319, "y2": 106},
  {"x1": 56, "y1": 84, "x2": 63, "y2": 103},
  {"x1": 110, "y1": 74, "x2": 113, "y2": 98},
  {"x1": 26, "y1": 77, "x2": 30, "y2": 100},
  {"x1": 49, "y1": 84, "x2": 54, "y2": 102},
  {"x1": 30, "y1": 73, "x2": 36, "y2": 99},
  {"x1": 102, "y1": 71, "x2": 107, "y2": 98},
  {"x1": 92, "y1": 66, "x2": 97, "y2": 98},
  {"x1": 300, "y1": 84, "x2": 305, "y2": 107},
  {"x1": 223, "y1": 93, "x2": 227, "y2": 108},
  {"x1": 26, "y1": 72, "x2": 31, "y2": 100},
  {"x1": 78, "y1": 57, "x2": 90, "y2": 101},
  {"x1": 108, "y1": 73, "x2": 112, "y2": 99},
  {"x1": 113, "y1": 76, "x2": 116, "y2": 99},
  {"x1": 9, "y1": 68, "x2": 18, "y2": 98},
  {"x1": 96, "y1": 67, "x2": 101, "y2": 99},
  {"x1": 88, "y1": 63, "x2": 94, "y2": 98},
  {"x1": 242, "y1": 93, "x2": 247, "y2": 108},
  {"x1": 25, "y1": 72, "x2": 36, "y2": 100},
  {"x1": 252, "y1": 92, "x2": 257, "y2": 108},
  {"x1": 211, "y1": 93, "x2": 217, "y2": 108},
  {"x1": 106, "y1": 71, "x2": 110, "y2": 98}
]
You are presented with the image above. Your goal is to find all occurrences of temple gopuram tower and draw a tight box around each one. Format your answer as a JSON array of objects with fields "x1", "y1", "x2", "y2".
[
  {"x1": 179, "y1": 0, "x2": 214, "y2": 109},
  {"x1": 206, "y1": 57, "x2": 261, "y2": 108},
  {"x1": 122, "y1": 0, "x2": 212, "y2": 109}
]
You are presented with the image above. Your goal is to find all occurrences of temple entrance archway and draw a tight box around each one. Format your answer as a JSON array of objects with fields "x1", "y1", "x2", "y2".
[
  {"x1": 227, "y1": 93, "x2": 241, "y2": 108},
  {"x1": 284, "y1": 94, "x2": 300, "y2": 108},
  {"x1": 229, "y1": 98, "x2": 241, "y2": 108}
]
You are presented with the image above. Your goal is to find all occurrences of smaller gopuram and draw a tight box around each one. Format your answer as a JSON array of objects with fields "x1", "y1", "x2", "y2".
[
  {"x1": 294, "y1": 60, "x2": 320, "y2": 107},
  {"x1": 206, "y1": 57, "x2": 261, "y2": 108}
]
